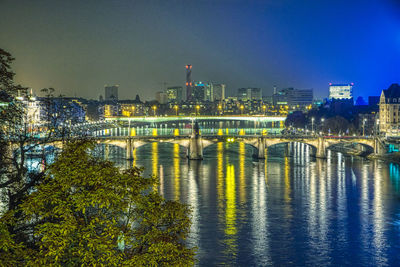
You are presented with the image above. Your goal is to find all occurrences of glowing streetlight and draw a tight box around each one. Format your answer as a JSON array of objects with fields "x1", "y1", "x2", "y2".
[
  {"x1": 240, "y1": 105, "x2": 244, "y2": 115},
  {"x1": 174, "y1": 105, "x2": 178, "y2": 116},
  {"x1": 262, "y1": 105, "x2": 266, "y2": 115},
  {"x1": 196, "y1": 105, "x2": 200, "y2": 116},
  {"x1": 376, "y1": 119, "x2": 380, "y2": 136},
  {"x1": 321, "y1": 118, "x2": 325, "y2": 135},
  {"x1": 363, "y1": 118, "x2": 367, "y2": 136},
  {"x1": 152, "y1": 105, "x2": 157, "y2": 116},
  {"x1": 218, "y1": 104, "x2": 223, "y2": 115},
  {"x1": 311, "y1": 117, "x2": 315, "y2": 135}
]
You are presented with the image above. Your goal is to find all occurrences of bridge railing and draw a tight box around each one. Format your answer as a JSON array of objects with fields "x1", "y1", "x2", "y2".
[{"x1": 90, "y1": 127, "x2": 284, "y2": 137}]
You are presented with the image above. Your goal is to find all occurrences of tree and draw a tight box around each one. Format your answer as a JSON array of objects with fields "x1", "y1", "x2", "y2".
[
  {"x1": 285, "y1": 111, "x2": 306, "y2": 128},
  {"x1": 322, "y1": 116, "x2": 356, "y2": 135},
  {"x1": 1, "y1": 141, "x2": 195, "y2": 266}
]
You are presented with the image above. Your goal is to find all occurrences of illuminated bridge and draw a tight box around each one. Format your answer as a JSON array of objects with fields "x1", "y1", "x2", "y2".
[
  {"x1": 88, "y1": 131, "x2": 385, "y2": 161},
  {"x1": 22, "y1": 115, "x2": 387, "y2": 160}
]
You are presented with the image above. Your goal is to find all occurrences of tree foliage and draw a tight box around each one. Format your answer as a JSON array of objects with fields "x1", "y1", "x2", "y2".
[
  {"x1": 322, "y1": 116, "x2": 356, "y2": 135},
  {"x1": 285, "y1": 111, "x2": 306, "y2": 128},
  {"x1": 1, "y1": 141, "x2": 195, "y2": 266}
]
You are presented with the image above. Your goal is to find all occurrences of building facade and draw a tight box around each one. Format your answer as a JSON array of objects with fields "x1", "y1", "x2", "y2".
[
  {"x1": 213, "y1": 83, "x2": 226, "y2": 101},
  {"x1": 273, "y1": 88, "x2": 313, "y2": 107},
  {"x1": 165, "y1": 86, "x2": 183, "y2": 103},
  {"x1": 379, "y1": 83, "x2": 400, "y2": 135},
  {"x1": 237, "y1": 88, "x2": 262, "y2": 101},
  {"x1": 329, "y1": 83, "x2": 353, "y2": 100}
]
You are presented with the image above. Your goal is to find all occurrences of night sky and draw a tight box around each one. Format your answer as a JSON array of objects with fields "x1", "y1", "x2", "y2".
[{"x1": 1, "y1": 0, "x2": 399, "y2": 100}]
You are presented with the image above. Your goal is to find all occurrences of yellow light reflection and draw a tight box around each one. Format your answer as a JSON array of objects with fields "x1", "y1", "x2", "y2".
[
  {"x1": 262, "y1": 129, "x2": 268, "y2": 135},
  {"x1": 130, "y1": 128, "x2": 136, "y2": 136},
  {"x1": 174, "y1": 128, "x2": 180, "y2": 136},
  {"x1": 239, "y1": 142, "x2": 246, "y2": 202},
  {"x1": 225, "y1": 128, "x2": 229, "y2": 135},
  {"x1": 217, "y1": 129, "x2": 223, "y2": 136},
  {"x1": 132, "y1": 147, "x2": 137, "y2": 167},
  {"x1": 225, "y1": 164, "x2": 237, "y2": 256},
  {"x1": 239, "y1": 129, "x2": 245, "y2": 135},
  {"x1": 152, "y1": 128, "x2": 158, "y2": 136},
  {"x1": 152, "y1": 142, "x2": 159, "y2": 191},
  {"x1": 173, "y1": 144, "x2": 180, "y2": 201},
  {"x1": 217, "y1": 142, "x2": 224, "y2": 211},
  {"x1": 284, "y1": 157, "x2": 291, "y2": 203}
]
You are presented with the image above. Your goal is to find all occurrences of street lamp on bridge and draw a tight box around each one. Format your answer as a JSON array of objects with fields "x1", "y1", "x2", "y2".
[
  {"x1": 218, "y1": 104, "x2": 223, "y2": 115},
  {"x1": 321, "y1": 118, "x2": 325, "y2": 135},
  {"x1": 311, "y1": 117, "x2": 315, "y2": 135},
  {"x1": 262, "y1": 105, "x2": 266, "y2": 115},
  {"x1": 196, "y1": 105, "x2": 200, "y2": 116},
  {"x1": 363, "y1": 118, "x2": 367, "y2": 136},
  {"x1": 376, "y1": 119, "x2": 380, "y2": 136},
  {"x1": 152, "y1": 105, "x2": 157, "y2": 116},
  {"x1": 174, "y1": 105, "x2": 178, "y2": 116},
  {"x1": 240, "y1": 105, "x2": 244, "y2": 115}
]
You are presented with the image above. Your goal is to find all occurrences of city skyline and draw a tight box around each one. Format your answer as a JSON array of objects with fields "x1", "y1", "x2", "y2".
[{"x1": 1, "y1": 0, "x2": 399, "y2": 100}]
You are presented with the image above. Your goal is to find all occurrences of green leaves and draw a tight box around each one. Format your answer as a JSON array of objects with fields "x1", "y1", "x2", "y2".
[{"x1": 2, "y1": 141, "x2": 195, "y2": 266}]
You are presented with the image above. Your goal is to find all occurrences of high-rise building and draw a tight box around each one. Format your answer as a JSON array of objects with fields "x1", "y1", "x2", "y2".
[
  {"x1": 213, "y1": 83, "x2": 226, "y2": 101},
  {"x1": 186, "y1": 65, "x2": 192, "y2": 101},
  {"x1": 191, "y1": 81, "x2": 214, "y2": 102},
  {"x1": 165, "y1": 86, "x2": 183, "y2": 103},
  {"x1": 105, "y1": 85, "x2": 119, "y2": 101},
  {"x1": 192, "y1": 81, "x2": 206, "y2": 102},
  {"x1": 204, "y1": 82, "x2": 213, "y2": 102},
  {"x1": 237, "y1": 88, "x2": 262, "y2": 101},
  {"x1": 329, "y1": 83, "x2": 353, "y2": 100},
  {"x1": 273, "y1": 88, "x2": 313, "y2": 107}
]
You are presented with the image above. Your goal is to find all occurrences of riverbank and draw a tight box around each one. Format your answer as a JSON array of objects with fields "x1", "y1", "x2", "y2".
[
  {"x1": 367, "y1": 152, "x2": 400, "y2": 163},
  {"x1": 330, "y1": 146, "x2": 400, "y2": 164}
]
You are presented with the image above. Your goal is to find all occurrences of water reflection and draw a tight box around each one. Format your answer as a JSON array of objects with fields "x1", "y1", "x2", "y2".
[
  {"x1": 93, "y1": 142, "x2": 400, "y2": 266},
  {"x1": 224, "y1": 164, "x2": 237, "y2": 260},
  {"x1": 239, "y1": 142, "x2": 246, "y2": 203},
  {"x1": 173, "y1": 143, "x2": 180, "y2": 201},
  {"x1": 251, "y1": 158, "x2": 271, "y2": 265}
]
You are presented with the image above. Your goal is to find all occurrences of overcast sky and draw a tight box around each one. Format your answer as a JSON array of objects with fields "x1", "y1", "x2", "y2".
[{"x1": 1, "y1": 0, "x2": 399, "y2": 100}]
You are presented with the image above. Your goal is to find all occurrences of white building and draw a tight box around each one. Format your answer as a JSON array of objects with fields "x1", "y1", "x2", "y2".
[
  {"x1": 379, "y1": 83, "x2": 400, "y2": 135},
  {"x1": 329, "y1": 83, "x2": 353, "y2": 100}
]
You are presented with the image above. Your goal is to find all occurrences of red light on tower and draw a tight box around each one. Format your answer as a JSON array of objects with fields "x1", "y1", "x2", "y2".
[
  {"x1": 329, "y1": 83, "x2": 332, "y2": 86},
  {"x1": 186, "y1": 65, "x2": 192, "y2": 101}
]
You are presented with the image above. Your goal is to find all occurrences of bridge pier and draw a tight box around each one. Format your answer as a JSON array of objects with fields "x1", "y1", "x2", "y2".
[
  {"x1": 316, "y1": 137, "x2": 326, "y2": 158},
  {"x1": 187, "y1": 121, "x2": 203, "y2": 160},
  {"x1": 126, "y1": 138, "x2": 134, "y2": 160},
  {"x1": 257, "y1": 137, "x2": 266, "y2": 159},
  {"x1": 187, "y1": 135, "x2": 203, "y2": 160},
  {"x1": 374, "y1": 137, "x2": 386, "y2": 156}
]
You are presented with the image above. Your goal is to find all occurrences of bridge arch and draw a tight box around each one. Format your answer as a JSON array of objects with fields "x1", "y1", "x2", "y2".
[{"x1": 325, "y1": 141, "x2": 374, "y2": 154}]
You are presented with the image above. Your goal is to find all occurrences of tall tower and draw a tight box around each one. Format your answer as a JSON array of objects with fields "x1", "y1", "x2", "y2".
[{"x1": 186, "y1": 65, "x2": 192, "y2": 101}]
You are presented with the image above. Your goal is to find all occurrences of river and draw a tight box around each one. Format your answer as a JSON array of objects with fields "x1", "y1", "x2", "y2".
[{"x1": 97, "y1": 142, "x2": 400, "y2": 265}]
